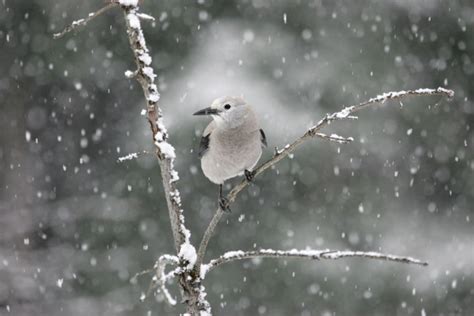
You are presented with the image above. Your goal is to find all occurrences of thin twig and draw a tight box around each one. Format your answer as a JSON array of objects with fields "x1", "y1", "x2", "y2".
[
  {"x1": 144, "y1": 254, "x2": 180, "y2": 305},
  {"x1": 53, "y1": 3, "x2": 118, "y2": 39},
  {"x1": 314, "y1": 132, "x2": 354, "y2": 144},
  {"x1": 195, "y1": 87, "x2": 454, "y2": 274},
  {"x1": 117, "y1": 150, "x2": 152, "y2": 163},
  {"x1": 201, "y1": 249, "x2": 428, "y2": 278}
]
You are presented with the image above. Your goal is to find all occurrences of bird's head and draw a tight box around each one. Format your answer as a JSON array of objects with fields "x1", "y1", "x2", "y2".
[{"x1": 193, "y1": 96, "x2": 251, "y2": 128}]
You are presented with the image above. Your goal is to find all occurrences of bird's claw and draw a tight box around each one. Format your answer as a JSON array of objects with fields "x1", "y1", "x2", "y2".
[
  {"x1": 219, "y1": 197, "x2": 231, "y2": 212},
  {"x1": 244, "y1": 169, "x2": 256, "y2": 182}
]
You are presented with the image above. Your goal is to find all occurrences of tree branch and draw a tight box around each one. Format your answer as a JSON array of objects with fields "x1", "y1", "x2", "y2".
[
  {"x1": 121, "y1": 5, "x2": 191, "y2": 252},
  {"x1": 54, "y1": 3, "x2": 210, "y2": 314},
  {"x1": 117, "y1": 150, "x2": 152, "y2": 162},
  {"x1": 54, "y1": 0, "x2": 192, "y2": 255},
  {"x1": 53, "y1": 2, "x2": 118, "y2": 39},
  {"x1": 195, "y1": 87, "x2": 454, "y2": 274},
  {"x1": 119, "y1": 5, "x2": 209, "y2": 314},
  {"x1": 200, "y1": 249, "x2": 428, "y2": 278},
  {"x1": 145, "y1": 254, "x2": 180, "y2": 305}
]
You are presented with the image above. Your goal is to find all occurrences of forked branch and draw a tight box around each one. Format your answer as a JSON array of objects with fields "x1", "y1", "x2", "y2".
[{"x1": 195, "y1": 87, "x2": 454, "y2": 272}]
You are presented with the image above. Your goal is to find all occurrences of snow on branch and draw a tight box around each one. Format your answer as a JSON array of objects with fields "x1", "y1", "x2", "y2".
[
  {"x1": 120, "y1": 5, "x2": 209, "y2": 314},
  {"x1": 121, "y1": 5, "x2": 192, "y2": 254},
  {"x1": 314, "y1": 133, "x2": 354, "y2": 144},
  {"x1": 195, "y1": 87, "x2": 454, "y2": 274},
  {"x1": 201, "y1": 249, "x2": 428, "y2": 279},
  {"x1": 145, "y1": 254, "x2": 180, "y2": 305},
  {"x1": 53, "y1": 2, "x2": 118, "y2": 39},
  {"x1": 55, "y1": 3, "x2": 208, "y2": 314},
  {"x1": 117, "y1": 150, "x2": 153, "y2": 163},
  {"x1": 117, "y1": 152, "x2": 139, "y2": 162}
]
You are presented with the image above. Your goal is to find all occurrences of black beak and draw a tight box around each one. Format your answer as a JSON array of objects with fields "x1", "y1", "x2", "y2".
[{"x1": 193, "y1": 107, "x2": 219, "y2": 116}]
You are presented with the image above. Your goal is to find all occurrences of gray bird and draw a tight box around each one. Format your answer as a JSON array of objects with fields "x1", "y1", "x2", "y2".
[{"x1": 193, "y1": 96, "x2": 267, "y2": 211}]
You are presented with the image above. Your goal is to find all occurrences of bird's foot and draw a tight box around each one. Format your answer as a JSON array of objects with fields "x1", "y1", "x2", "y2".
[
  {"x1": 244, "y1": 169, "x2": 256, "y2": 182},
  {"x1": 219, "y1": 197, "x2": 231, "y2": 213}
]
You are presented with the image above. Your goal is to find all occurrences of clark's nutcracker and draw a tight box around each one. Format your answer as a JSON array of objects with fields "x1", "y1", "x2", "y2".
[{"x1": 193, "y1": 96, "x2": 267, "y2": 211}]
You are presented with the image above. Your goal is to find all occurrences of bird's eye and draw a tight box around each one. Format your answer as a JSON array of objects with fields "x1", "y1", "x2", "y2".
[{"x1": 224, "y1": 104, "x2": 231, "y2": 110}]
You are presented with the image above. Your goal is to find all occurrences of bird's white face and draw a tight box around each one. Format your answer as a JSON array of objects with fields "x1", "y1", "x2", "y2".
[{"x1": 209, "y1": 96, "x2": 250, "y2": 128}]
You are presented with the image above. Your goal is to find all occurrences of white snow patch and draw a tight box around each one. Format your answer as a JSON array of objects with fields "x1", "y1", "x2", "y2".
[
  {"x1": 142, "y1": 66, "x2": 156, "y2": 80},
  {"x1": 124, "y1": 70, "x2": 135, "y2": 78},
  {"x1": 156, "y1": 141, "x2": 176, "y2": 159},
  {"x1": 149, "y1": 92, "x2": 160, "y2": 102},
  {"x1": 170, "y1": 170, "x2": 180, "y2": 183},
  {"x1": 139, "y1": 53, "x2": 152, "y2": 65},
  {"x1": 179, "y1": 243, "x2": 197, "y2": 270},
  {"x1": 119, "y1": 0, "x2": 139, "y2": 6},
  {"x1": 329, "y1": 134, "x2": 353, "y2": 143},
  {"x1": 223, "y1": 250, "x2": 246, "y2": 259},
  {"x1": 200, "y1": 264, "x2": 210, "y2": 279},
  {"x1": 118, "y1": 152, "x2": 138, "y2": 162},
  {"x1": 127, "y1": 13, "x2": 140, "y2": 29},
  {"x1": 334, "y1": 106, "x2": 355, "y2": 118},
  {"x1": 154, "y1": 131, "x2": 164, "y2": 141}
]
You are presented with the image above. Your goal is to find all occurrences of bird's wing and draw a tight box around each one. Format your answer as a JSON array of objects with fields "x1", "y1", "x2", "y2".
[
  {"x1": 259, "y1": 129, "x2": 267, "y2": 147},
  {"x1": 198, "y1": 121, "x2": 215, "y2": 158}
]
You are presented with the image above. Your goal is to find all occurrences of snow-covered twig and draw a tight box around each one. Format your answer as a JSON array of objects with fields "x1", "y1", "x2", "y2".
[
  {"x1": 314, "y1": 133, "x2": 354, "y2": 144},
  {"x1": 120, "y1": 6, "x2": 208, "y2": 314},
  {"x1": 117, "y1": 150, "x2": 153, "y2": 162},
  {"x1": 195, "y1": 87, "x2": 454, "y2": 274},
  {"x1": 122, "y1": 5, "x2": 190, "y2": 252},
  {"x1": 137, "y1": 12, "x2": 155, "y2": 21},
  {"x1": 201, "y1": 249, "x2": 428, "y2": 278},
  {"x1": 145, "y1": 254, "x2": 180, "y2": 305},
  {"x1": 53, "y1": 3, "x2": 118, "y2": 39}
]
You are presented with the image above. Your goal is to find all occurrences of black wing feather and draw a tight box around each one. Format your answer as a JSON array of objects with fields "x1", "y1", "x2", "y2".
[
  {"x1": 198, "y1": 133, "x2": 211, "y2": 158},
  {"x1": 260, "y1": 129, "x2": 267, "y2": 147}
]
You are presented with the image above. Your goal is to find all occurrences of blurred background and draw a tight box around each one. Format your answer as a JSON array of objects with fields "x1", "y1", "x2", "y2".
[{"x1": 1, "y1": 0, "x2": 473, "y2": 315}]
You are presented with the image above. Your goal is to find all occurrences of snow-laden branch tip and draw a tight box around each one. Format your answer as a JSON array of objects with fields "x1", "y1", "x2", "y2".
[
  {"x1": 195, "y1": 87, "x2": 453, "y2": 274},
  {"x1": 315, "y1": 132, "x2": 354, "y2": 144},
  {"x1": 137, "y1": 12, "x2": 155, "y2": 21},
  {"x1": 200, "y1": 249, "x2": 428, "y2": 279},
  {"x1": 144, "y1": 254, "x2": 180, "y2": 305},
  {"x1": 53, "y1": 3, "x2": 118, "y2": 39},
  {"x1": 52, "y1": 1, "x2": 154, "y2": 39}
]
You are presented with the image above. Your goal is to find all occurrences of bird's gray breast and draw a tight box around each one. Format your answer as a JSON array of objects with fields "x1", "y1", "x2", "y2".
[{"x1": 201, "y1": 128, "x2": 262, "y2": 184}]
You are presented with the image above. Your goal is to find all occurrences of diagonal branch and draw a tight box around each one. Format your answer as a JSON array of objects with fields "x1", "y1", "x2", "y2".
[
  {"x1": 200, "y1": 249, "x2": 428, "y2": 279},
  {"x1": 53, "y1": 2, "x2": 118, "y2": 39},
  {"x1": 195, "y1": 87, "x2": 454, "y2": 273}
]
